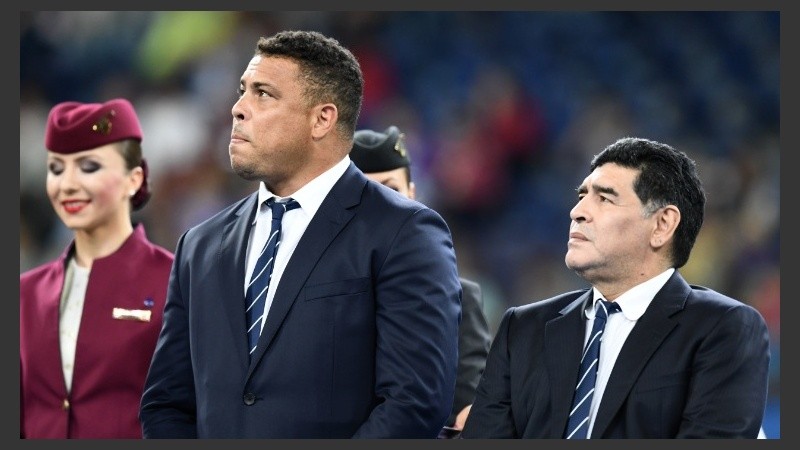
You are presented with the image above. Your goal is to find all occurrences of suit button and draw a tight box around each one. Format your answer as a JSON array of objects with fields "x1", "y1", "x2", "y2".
[
  {"x1": 62, "y1": 399, "x2": 70, "y2": 410},
  {"x1": 243, "y1": 393, "x2": 256, "y2": 405}
]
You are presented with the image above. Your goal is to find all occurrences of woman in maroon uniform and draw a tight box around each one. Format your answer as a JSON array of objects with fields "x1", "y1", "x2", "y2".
[{"x1": 20, "y1": 98, "x2": 174, "y2": 438}]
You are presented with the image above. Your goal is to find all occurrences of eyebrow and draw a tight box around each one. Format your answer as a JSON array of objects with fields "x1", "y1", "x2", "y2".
[
  {"x1": 576, "y1": 183, "x2": 619, "y2": 197},
  {"x1": 374, "y1": 175, "x2": 404, "y2": 186},
  {"x1": 240, "y1": 80, "x2": 272, "y2": 91},
  {"x1": 48, "y1": 154, "x2": 99, "y2": 163}
]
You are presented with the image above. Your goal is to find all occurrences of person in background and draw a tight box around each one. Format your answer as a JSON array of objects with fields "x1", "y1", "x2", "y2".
[
  {"x1": 139, "y1": 30, "x2": 461, "y2": 438},
  {"x1": 20, "y1": 98, "x2": 174, "y2": 438},
  {"x1": 349, "y1": 125, "x2": 492, "y2": 437},
  {"x1": 461, "y1": 137, "x2": 770, "y2": 438}
]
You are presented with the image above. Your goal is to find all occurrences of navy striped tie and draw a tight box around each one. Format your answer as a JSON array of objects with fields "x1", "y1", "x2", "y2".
[
  {"x1": 245, "y1": 198, "x2": 300, "y2": 357},
  {"x1": 564, "y1": 299, "x2": 621, "y2": 439}
]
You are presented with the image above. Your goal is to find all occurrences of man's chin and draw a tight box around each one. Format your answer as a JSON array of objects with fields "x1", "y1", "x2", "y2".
[
  {"x1": 231, "y1": 164, "x2": 258, "y2": 181},
  {"x1": 565, "y1": 256, "x2": 590, "y2": 274}
]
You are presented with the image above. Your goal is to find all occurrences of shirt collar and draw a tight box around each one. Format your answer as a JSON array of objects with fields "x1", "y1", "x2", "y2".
[
  {"x1": 254, "y1": 156, "x2": 351, "y2": 223},
  {"x1": 590, "y1": 268, "x2": 675, "y2": 320}
]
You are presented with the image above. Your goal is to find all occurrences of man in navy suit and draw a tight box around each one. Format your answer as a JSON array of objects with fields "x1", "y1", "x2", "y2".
[
  {"x1": 140, "y1": 30, "x2": 461, "y2": 438},
  {"x1": 461, "y1": 137, "x2": 770, "y2": 438},
  {"x1": 349, "y1": 125, "x2": 493, "y2": 436}
]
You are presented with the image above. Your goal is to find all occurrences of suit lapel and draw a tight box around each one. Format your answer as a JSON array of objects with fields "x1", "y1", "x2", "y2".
[
  {"x1": 545, "y1": 292, "x2": 591, "y2": 436},
  {"x1": 219, "y1": 193, "x2": 258, "y2": 367},
  {"x1": 591, "y1": 272, "x2": 690, "y2": 437},
  {"x1": 248, "y1": 165, "x2": 365, "y2": 374}
]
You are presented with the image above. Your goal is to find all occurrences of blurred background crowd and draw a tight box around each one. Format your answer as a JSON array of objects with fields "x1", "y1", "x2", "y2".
[{"x1": 19, "y1": 11, "x2": 780, "y2": 437}]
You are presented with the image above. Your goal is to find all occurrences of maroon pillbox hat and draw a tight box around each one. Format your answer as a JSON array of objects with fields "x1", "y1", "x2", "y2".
[{"x1": 45, "y1": 98, "x2": 143, "y2": 154}]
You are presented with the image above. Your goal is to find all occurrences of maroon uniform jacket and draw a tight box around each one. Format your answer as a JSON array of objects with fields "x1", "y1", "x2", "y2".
[{"x1": 20, "y1": 224, "x2": 173, "y2": 438}]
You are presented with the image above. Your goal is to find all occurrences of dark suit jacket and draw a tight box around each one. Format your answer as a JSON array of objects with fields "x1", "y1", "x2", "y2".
[
  {"x1": 461, "y1": 271, "x2": 770, "y2": 438},
  {"x1": 447, "y1": 277, "x2": 491, "y2": 426},
  {"x1": 140, "y1": 163, "x2": 462, "y2": 438}
]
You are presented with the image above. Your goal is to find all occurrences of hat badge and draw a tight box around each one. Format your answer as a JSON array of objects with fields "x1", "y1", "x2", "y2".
[
  {"x1": 394, "y1": 132, "x2": 407, "y2": 158},
  {"x1": 92, "y1": 109, "x2": 116, "y2": 135}
]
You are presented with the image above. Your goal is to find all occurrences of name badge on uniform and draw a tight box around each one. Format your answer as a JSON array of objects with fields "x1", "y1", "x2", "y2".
[{"x1": 112, "y1": 307, "x2": 152, "y2": 322}]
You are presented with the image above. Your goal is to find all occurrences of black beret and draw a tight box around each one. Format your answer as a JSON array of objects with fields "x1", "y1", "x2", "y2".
[{"x1": 350, "y1": 125, "x2": 409, "y2": 173}]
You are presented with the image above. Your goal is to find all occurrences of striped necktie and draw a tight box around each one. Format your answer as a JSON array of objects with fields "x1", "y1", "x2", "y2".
[
  {"x1": 245, "y1": 197, "x2": 300, "y2": 357},
  {"x1": 564, "y1": 299, "x2": 621, "y2": 439}
]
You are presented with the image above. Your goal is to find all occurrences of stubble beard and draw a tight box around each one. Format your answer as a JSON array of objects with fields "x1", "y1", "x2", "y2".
[
  {"x1": 233, "y1": 165, "x2": 258, "y2": 181},
  {"x1": 230, "y1": 155, "x2": 260, "y2": 181}
]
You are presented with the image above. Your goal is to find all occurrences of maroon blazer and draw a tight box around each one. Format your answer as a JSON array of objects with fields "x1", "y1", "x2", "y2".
[{"x1": 20, "y1": 224, "x2": 173, "y2": 439}]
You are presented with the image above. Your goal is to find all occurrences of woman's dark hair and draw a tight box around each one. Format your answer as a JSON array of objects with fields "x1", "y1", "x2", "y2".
[{"x1": 116, "y1": 139, "x2": 151, "y2": 211}]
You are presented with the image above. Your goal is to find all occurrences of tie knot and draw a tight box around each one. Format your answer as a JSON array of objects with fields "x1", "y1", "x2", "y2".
[
  {"x1": 266, "y1": 198, "x2": 300, "y2": 221},
  {"x1": 595, "y1": 299, "x2": 621, "y2": 320}
]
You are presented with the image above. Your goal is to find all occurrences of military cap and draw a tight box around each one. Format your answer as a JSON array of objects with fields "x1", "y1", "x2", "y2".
[{"x1": 350, "y1": 125, "x2": 409, "y2": 172}]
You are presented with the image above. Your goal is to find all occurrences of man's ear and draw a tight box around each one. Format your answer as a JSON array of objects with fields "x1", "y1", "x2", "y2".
[
  {"x1": 408, "y1": 181, "x2": 416, "y2": 200},
  {"x1": 311, "y1": 103, "x2": 338, "y2": 140},
  {"x1": 651, "y1": 205, "x2": 680, "y2": 249}
]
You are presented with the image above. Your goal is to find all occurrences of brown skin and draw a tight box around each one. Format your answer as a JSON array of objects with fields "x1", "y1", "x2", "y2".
[
  {"x1": 565, "y1": 163, "x2": 680, "y2": 301},
  {"x1": 46, "y1": 143, "x2": 143, "y2": 268},
  {"x1": 361, "y1": 167, "x2": 416, "y2": 200},
  {"x1": 229, "y1": 55, "x2": 349, "y2": 198}
]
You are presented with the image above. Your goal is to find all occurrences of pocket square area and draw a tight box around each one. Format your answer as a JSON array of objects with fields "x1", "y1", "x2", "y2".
[{"x1": 112, "y1": 307, "x2": 152, "y2": 322}]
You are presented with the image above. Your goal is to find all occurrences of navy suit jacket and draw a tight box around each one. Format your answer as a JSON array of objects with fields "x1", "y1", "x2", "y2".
[
  {"x1": 140, "y1": 163, "x2": 461, "y2": 438},
  {"x1": 461, "y1": 271, "x2": 770, "y2": 438}
]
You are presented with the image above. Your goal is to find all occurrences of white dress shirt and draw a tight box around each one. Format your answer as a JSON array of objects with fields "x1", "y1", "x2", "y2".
[
  {"x1": 60, "y1": 258, "x2": 90, "y2": 393},
  {"x1": 244, "y1": 156, "x2": 351, "y2": 336},
  {"x1": 584, "y1": 267, "x2": 675, "y2": 437}
]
